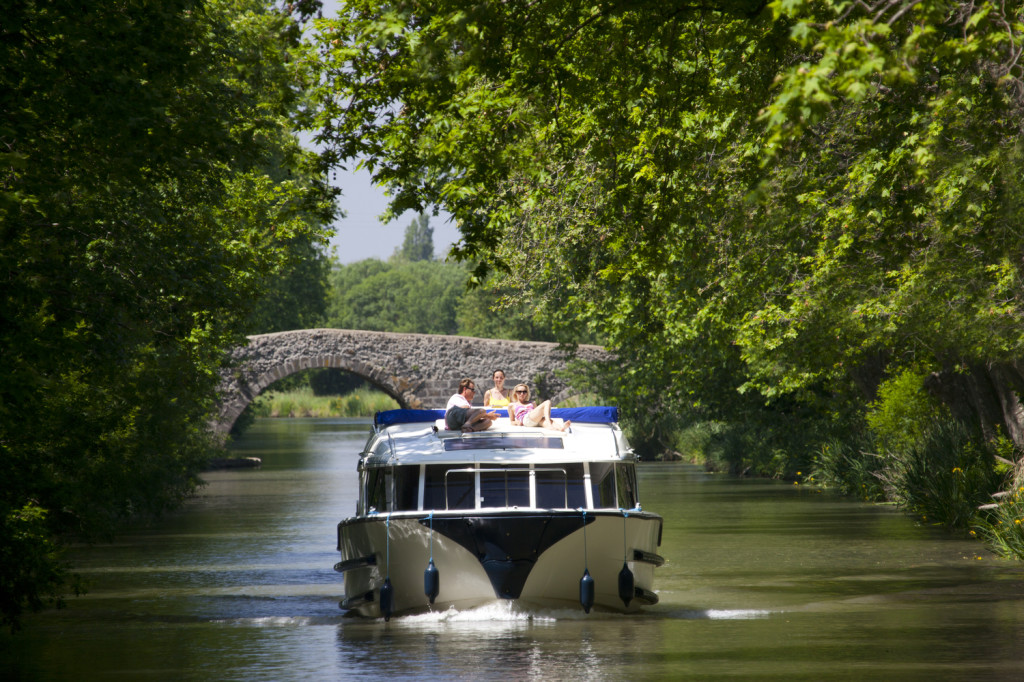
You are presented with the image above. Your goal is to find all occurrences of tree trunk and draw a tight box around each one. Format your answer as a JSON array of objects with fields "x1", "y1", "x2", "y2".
[{"x1": 925, "y1": 362, "x2": 1024, "y2": 451}]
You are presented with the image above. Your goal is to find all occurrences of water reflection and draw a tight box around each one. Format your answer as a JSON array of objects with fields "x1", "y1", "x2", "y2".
[{"x1": 335, "y1": 604, "x2": 643, "y2": 681}]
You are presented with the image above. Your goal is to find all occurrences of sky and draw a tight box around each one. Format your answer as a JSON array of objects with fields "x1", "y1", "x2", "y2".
[
  {"x1": 301, "y1": 4, "x2": 459, "y2": 264},
  {"x1": 327, "y1": 164, "x2": 461, "y2": 263}
]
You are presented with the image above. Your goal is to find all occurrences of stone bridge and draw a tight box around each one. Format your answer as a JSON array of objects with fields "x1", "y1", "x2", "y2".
[{"x1": 213, "y1": 328, "x2": 613, "y2": 434}]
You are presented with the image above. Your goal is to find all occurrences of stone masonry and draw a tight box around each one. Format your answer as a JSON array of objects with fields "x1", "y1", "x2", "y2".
[{"x1": 213, "y1": 328, "x2": 613, "y2": 434}]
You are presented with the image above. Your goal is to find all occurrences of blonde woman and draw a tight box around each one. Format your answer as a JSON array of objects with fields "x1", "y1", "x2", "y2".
[
  {"x1": 509, "y1": 384, "x2": 570, "y2": 431},
  {"x1": 483, "y1": 369, "x2": 511, "y2": 408}
]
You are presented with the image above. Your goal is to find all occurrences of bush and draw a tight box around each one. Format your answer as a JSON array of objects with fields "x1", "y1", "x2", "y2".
[
  {"x1": 878, "y1": 421, "x2": 1002, "y2": 530},
  {"x1": 327, "y1": 388, "x2": 401, "y2": 416},
  {"x1": 683, "y1": 421, "x2": 748, "y2": 473},
  {"x1": 671, "y1": 418, "x2": 820, "y2": 478},
  {"x1": 248, "y1": 387, "x2": 398, "y2": 418},
  {"x1": 866, "y1": 367, "x2": 949, "y2": 453},
  {"x1": 673, "y1": 421, "x2": 726, "y2": 467},
  {"x1": 811, "y1": 436, "x2": 887, "y2": 501}
]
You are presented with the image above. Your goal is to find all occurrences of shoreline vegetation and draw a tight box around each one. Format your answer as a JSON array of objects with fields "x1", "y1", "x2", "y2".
[{"x1": 248, "y1": 387, "x2": 399, "y2": 418}]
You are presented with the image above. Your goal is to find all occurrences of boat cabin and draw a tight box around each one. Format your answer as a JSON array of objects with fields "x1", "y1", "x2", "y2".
[{"x1": 357, "y1": 409, "x2": 640, "y2": 516}]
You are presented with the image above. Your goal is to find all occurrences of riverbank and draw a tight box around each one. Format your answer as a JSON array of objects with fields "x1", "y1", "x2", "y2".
[{"x1": 248, "y1": 387, "x2": 399, "y2": 418}]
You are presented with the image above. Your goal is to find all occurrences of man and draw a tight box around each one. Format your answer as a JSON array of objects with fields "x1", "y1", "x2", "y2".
[{"x1": 445, "y1": 378, "x2": 499, "y2": 432}]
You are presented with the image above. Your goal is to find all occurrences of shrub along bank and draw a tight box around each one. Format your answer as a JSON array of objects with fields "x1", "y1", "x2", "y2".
[
  {"x1": 248, "y1": 387, "x2": 398, "y2": 418},
  {"x1": 666, "y1": 367, "x2": 1023, "y2": 559}
]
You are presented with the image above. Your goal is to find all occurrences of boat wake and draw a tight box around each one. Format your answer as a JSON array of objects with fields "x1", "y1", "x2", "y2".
[
  {"x1": 397, "y1": 602, "x2": 558, "y2": 626},
  {"x1": 356, "y1": 600, "x2": 663, "y2": 629},
  {"x1": 212, "y1": 614, "x2": 348, "y2": 627},
  {"x1": 666, "y1": 607, "x2": 775, "y2": 620}
]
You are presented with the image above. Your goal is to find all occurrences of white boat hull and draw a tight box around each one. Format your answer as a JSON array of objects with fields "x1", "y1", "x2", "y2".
[{"x1": 336, "y1": 510, "x2": 663, "y2": 618}]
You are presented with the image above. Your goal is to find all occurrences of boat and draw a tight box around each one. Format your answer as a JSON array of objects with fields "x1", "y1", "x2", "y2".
[{"x1": 334, "y1": 407, "x2": 665, "y2": 619}]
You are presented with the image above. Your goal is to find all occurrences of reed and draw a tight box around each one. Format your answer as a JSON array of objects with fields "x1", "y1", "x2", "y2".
[
  {"x1": 249, "y1": 387, "x2": 399, "y2": 418},
  {"x1": 811, "y1": 437, "x2": 887, "y2": 501},
  {"x1": 974, "y1": 458, "x2": 1024, "y2": 559},
  {"x1": 877, "y1": 421, "x2": 1003, "y2": 531}
]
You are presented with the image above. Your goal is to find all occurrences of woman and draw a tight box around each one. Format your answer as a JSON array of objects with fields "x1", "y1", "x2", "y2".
[
  {"x1": 509, "y1": 384, "x2": 570, "y2": 431},
  {"x1": 483, "y1": 369, "x2": 511, "y2": 408}
]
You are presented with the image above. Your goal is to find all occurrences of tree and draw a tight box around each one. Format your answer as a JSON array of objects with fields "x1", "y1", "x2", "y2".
[
  {"x1": 246, "y1": 235, "x2": 332, "y2": 334},
  {"x1": 324, "y1": 258, "x2": 467, "y2": 334},
  {"x1": 304, "y1": 1, "x2": 1024, "y2": 461},
  {"x1": 395, "y1": 213, "x2": 435, "y2": 262},
  {"x1": 0, "y1": 0, "x2": 334, "y2": 628}
]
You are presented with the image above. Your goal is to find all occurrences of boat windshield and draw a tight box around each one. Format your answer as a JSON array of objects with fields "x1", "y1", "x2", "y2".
[{"x1": 364, "y1": 461, "x2": 638, "y2": 513}]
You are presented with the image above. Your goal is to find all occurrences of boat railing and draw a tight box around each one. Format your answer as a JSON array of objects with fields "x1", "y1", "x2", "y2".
[{"x1": 444, "y1": 467, "x2": 568, "y2": 510}]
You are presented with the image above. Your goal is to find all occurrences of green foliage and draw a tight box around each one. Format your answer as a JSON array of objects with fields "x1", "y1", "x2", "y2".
[
  {"x1": 325, "y1": 258, "x2": 467, "y2": 334},
  {"x1": 676, "y1": 415, "x2": 826, "y2": 478},
  {"x1": 394, "y1": 213, "x2": 435, "y2": 262},
  {"x1": 0, "y1": 504, "x2": 74, "y2": 631},
  {"x1": 866, "y1": 368, "x2": 951, "y2": 454},
  {"x1": 324, "y1": 256, "x2": 570, "y2": 341},
  {"x1": 455, "y1": 282, "x2": 563, "y2": 342},
  {"x1": 811, "y1": 437, "x2": 887, "y2": 501},
  {"x1": 674, "y1": 422, "x2": 730, "y2": 467},
  {"x1": 248, "y1": 387, "x2": 398, "y2": 417},
  {"x1": 0, "y1": 0, "x2": 333, "y2": 627},
  {"x1": 878, "y1": 422, "x2": 1003, "y2": 530},
  {"x1": 246, "y1": 236, "x2": 331, "y2": 334},
  {"x1": 815, "y1": 371, "x2": 994, "y2": 514}
]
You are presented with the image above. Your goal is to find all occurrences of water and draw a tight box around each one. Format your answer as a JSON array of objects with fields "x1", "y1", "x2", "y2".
[{"x1": 4, "y1": 418, "x2": 1024, "y2": 680}]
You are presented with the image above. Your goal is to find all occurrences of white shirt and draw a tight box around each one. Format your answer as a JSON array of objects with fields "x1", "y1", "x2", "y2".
[{"x1": 446, "y1": 393, "x2": 471, "y2": 410}]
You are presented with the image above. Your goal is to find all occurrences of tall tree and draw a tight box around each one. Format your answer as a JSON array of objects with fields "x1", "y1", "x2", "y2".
[
  {"x1": 0, "y1": 0, "x2": 334, "y2": 628},
  {"x1": 395, "y1": 213, "x2": 435, "y2": 262}
]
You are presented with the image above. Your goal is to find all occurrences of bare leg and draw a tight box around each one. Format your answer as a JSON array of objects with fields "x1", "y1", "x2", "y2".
[
  {"x1": 524, "y1": 401, "x2": 551, "y2": 427},
  {"x1": 462, "y1": 409, "x2": 499, "y2": 432},
  {"x1": 524, "y1": 400, "x2": 569, "y2": 431}
]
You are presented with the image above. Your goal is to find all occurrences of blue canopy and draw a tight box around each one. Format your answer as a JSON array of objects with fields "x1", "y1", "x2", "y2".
[
  {"x1": 374, "y1": 406, "x2": 619, "y2": 427},
  {"x1": 374, "y1": 409, "x2": 445, "y2": 427},
  {"x1": 549, "y1": 406, "x2": 619, "y2": 423}
]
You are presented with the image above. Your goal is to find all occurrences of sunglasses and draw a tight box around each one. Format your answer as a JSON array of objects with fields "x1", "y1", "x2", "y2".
[{"x1": 515, "y1": 389, "x2": 528, "y2": 394}]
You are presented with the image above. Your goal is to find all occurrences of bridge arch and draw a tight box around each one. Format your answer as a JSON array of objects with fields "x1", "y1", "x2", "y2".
[{"x1": 214, "y1": 329, "x2": 612, "y2": 434}]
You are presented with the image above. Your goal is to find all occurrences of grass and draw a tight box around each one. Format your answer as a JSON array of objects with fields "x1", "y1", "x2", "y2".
[{"x1": 249, "y1": 387, "x2": 399, "y2": 418}]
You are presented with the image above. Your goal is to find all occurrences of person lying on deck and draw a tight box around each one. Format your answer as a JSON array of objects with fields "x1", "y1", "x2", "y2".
[
  {"x1": 509, "y1": 384, "x2": 570, "y2": 432},
  {"x1": 445, "y1": 378, "x2": 499, "y2": 432}
]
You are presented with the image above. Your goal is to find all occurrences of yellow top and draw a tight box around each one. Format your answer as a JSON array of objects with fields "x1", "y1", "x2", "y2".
[{"x1": 485, "y1": 389, "x2": 511, "y2": 407}]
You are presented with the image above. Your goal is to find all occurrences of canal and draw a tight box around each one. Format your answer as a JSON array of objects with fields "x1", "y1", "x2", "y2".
[{"x1": 3, "y1": 417, "x2": 1024, "y2": 680}]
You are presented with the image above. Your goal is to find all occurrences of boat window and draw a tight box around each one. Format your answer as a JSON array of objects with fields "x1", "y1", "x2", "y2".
[
  {"x1": 589, "y1": 462, "x2": 617, "y2": 509},
  {"x1": 479, "y1": 467, "x2": 530, "y2": 508},
  {"x1": 443, "y1": 436, "x2": 564, "y2": 451},
  {"x1": 365, "y1": 468, "x2": 387, "y2": 513},
  {"x1": 616, "y1": 463, "x2": 637, "y2": 509},
  {"x1": 357, "y1": 470, "x2": 367, "y2": 515},
  {"x1": 422, "y1": 464, "x2": 474, "y2": 511},
  {"x1": 535, "y1": 463, "x2": 586, "y2": 509},
  {"x1": 392, "y1": 466, "x2": 419, "y2": 511}
]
